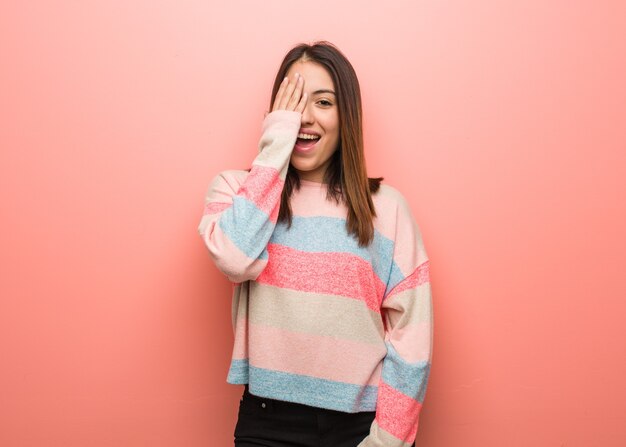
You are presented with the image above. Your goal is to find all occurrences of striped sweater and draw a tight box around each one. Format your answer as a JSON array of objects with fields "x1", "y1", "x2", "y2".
[{"x1": 198, "y1": 110, "x2": 433, "y2": 446}]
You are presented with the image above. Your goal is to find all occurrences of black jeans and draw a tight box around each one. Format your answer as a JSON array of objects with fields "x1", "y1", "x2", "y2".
[{"x1": 234, "y1": 385, "x2": 376, "y2": 447}]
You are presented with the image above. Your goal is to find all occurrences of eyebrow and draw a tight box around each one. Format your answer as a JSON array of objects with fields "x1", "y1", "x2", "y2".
[{"x1": 311, "y1": 89, "x2": 336, "y2": 96}]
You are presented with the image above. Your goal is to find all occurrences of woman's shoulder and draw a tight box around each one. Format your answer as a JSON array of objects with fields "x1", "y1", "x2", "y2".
[
  {"x1": 369, "y1": 181, "x2": 417, "y2": 240},
  {"x1": 372, "y1": 181, "x2": 411, "y2": 209}
]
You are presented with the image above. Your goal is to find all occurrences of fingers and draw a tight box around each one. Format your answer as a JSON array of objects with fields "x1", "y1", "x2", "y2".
[
  {"x1": 272, "y1": 73, "x2": 305, "y2": 112},
  {"x1": 272, "y1": 77, "x2": 288, "y2": 112},
  {"x1": 286, "y1": 74, "x2": 304, "y2": 110},
  {"x1": 295, "y1": 91, "x2": 307, "y2": 114},
  {"x1": 279, "y1": 74, "x2": 299, "y2": 110}
]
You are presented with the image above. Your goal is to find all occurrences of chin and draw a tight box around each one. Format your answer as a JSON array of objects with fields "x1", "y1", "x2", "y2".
[{"x1": 290, "y1": 160, "x2": 314, "y2": 171}]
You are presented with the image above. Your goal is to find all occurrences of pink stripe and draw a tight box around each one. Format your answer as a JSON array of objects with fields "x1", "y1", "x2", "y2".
[
  {"x1": 256, "y1": 244, "x2": 386, "y2": 312},
  {"x1": 376, "y1": 381, "x2": 422, "y2": 443},
  {"x1": 388, "y1": 322, "x2": 432, "y2": 363},
  {"x1": 203, "y1": 202, "x2": 230, "y2": 216},
  {"x1": 237, "y1": 165, "x2": 284, "y2": 219},
  {"x1": 231, "y1": 317, "x2": 249, "y2": 361},
  {"x1": 233, "y1": 322, "x2": 385, "y2": 386},
  {"x1": 387, "y1": 260, "x2": 430, "y2": 299}
]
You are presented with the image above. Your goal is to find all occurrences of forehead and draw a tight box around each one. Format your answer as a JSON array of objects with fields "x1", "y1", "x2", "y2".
[{"x1": 286, "y1": 60, "x2": 334, "y2": 91}]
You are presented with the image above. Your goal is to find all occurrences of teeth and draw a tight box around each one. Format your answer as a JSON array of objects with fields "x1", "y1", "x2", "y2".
[{"x1": 297, "y1": 133, "x2": 320, "y2": 140}]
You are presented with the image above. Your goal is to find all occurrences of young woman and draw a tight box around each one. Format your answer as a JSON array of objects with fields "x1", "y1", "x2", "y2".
[{"x1": 198, "y1": 41, "x2": 432, "y2": 447}]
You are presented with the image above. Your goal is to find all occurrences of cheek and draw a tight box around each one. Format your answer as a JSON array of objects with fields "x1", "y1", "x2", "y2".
[{"x1": 321, "y1": 114, "x2": 340, "y2": 142}]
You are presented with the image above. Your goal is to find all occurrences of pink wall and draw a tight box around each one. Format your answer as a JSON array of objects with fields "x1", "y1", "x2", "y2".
[{"x1": 1, "y1": 1, "x2": 625, "y2": 445}]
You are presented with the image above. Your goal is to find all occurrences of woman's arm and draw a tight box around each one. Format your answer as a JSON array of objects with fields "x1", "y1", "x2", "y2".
[
  {"x1": 197, "y1": 74, "x2": 307, "y2": 283},
  {"x1": 359, "y1": 192, "x2": 433, "y2": 447}
]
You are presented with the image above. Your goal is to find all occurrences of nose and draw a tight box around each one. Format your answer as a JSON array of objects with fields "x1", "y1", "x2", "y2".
[{"x1": 301, "y1": 98, "x2": 314, "y2": 125}]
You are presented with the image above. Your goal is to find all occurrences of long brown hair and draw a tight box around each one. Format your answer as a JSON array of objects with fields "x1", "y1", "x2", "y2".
[{"x1": 269, "y1": 41, "x2": 383, "y2": 247}]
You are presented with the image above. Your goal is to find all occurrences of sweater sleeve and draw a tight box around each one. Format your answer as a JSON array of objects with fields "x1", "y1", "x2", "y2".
[
  {"x1": 358, "y1": 192, "x2": 433, "y2": 447},
  {"x1": 197, "y1": 110, "x2": 301, "y2": 283}
]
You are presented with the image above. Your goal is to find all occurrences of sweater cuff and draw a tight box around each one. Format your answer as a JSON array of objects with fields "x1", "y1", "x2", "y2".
[{"x1": 261, "y1": 110, "x2": 302, "y2": 135}]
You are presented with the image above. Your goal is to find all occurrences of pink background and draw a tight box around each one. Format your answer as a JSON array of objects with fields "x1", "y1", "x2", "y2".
[{"x1": 1, "y1": 1, "x2": 625, "y2": 446}]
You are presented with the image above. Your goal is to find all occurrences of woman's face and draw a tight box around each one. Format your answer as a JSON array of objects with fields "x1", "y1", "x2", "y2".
[{"x1": 285, "y1": 60, "x2": 340, "y2": 183}]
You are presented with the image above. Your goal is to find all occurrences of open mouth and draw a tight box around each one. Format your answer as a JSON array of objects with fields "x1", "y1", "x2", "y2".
[{"x1": 295, "y1": 132, "x2": 320, "y2": 151}]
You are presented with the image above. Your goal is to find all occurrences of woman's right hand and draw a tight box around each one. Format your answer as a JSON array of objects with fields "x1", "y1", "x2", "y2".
[{"x1": 271, "y1": 73, "x2": 307, "y2": 114}]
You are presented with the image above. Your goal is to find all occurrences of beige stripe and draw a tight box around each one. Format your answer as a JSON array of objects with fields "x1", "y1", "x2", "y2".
[
  {"x1": 231, "y1": 282, "x2": 247, "y2": 332},
  {"x1": 357, "y1": 420, "x2": 414, "y2": 447},
  {"x1": 234, "y1": 282, "x2": 385, "y2": 344},
  {"x1": 382, "y1": 283, "x2": 433, "y2": 328},
  {"x1": 254, "y1": 132, "x2": 297, "y2": 180}
]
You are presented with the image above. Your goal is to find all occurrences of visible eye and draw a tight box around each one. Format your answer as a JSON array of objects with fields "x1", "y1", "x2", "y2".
[{"x1": 317, "y1": 99, "x2": 333, "y2": 107}]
